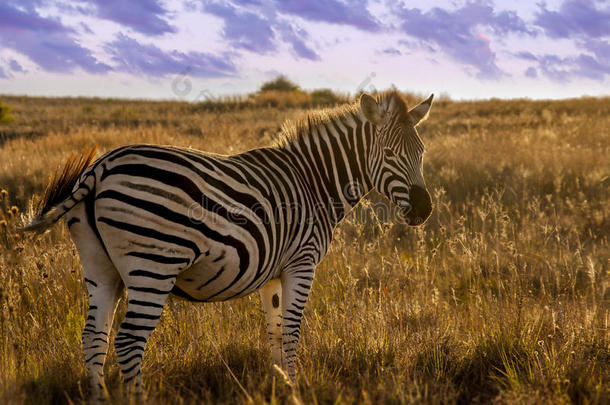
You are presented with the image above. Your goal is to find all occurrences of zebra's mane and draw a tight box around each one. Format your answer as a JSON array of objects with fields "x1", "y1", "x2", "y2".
[{"x1": 274, "y1": 90, "x2": 409, "y2": 148}]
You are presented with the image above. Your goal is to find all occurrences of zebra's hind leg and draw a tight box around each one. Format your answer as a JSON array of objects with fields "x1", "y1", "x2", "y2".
[
  {"x1": 113, "y1": 268, "x2": 177, "y2": 396},
  {"x1": 259, "y1": 278, "x2": 283, "y2": 366},
  {"x1": 68, "y1": 205, "x2": 124, "y2": 402}
]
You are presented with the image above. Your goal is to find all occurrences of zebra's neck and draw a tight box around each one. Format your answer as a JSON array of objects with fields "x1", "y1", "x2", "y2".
[{"x1": 278, "y1": 110, "x2": 374, "y2": 225}]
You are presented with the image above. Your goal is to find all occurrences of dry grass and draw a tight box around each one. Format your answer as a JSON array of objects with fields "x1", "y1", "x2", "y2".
[{"x1": 0, "y1": 94, "x2": 608, "y2": 404}]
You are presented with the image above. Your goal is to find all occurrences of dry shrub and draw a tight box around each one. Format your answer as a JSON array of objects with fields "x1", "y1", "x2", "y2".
[{"x1": 252, "y1": 90, "x2": 312, "y2": 109}]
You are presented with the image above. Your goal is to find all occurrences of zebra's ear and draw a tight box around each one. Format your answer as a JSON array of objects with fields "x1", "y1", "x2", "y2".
[
  {"x1": 409, "y1": 94, "x2": 434, "y2": 126},
  {"x1": 360, "y1": 93, "x2": 385, "y2": 124}
]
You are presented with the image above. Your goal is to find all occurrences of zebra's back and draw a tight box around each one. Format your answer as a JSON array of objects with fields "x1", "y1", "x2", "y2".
[{"x1": 88, "y1": 144, "x2": 314, "y2": 302}]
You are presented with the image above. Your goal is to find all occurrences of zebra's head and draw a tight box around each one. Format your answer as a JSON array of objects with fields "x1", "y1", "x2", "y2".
[{"x1": 361, "y1": 91, "x2": 433, "y2": 226}]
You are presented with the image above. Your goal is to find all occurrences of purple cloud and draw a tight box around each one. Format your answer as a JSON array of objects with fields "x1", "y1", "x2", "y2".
[
  {"x1": 279, "y1": 23, "x2": 320, "y2": 60},
  {"x1": 517, "y1": 50, "x2": 609, "y2": 82},
  {"x1": 532, "y1": 53, "x2": 609, "y2": 82},
  {"x1": 583, "y1": 38, "x2": 610, "y2": 66},
  {"x1": 516, "y1": 2, "x2": 610, "y2": 82},
  {"x1": 0, "y1": 2, "x2": 110, "y2": 73},
  {"x1": 524, "y1": 66, "x2": 537, "y2": 78},
  {"x1": 6, "y1": 0, "x2": 47, "y2": 10},
  {"x1": 9, "y1": 59, "x2": 24, "y2": 72},
  {"x1": 274, "y1": 0, "x2": 380, "y2": 31},
  {"x1": 203, "y1": 1, "x2": 319, "y2": 60},
  {"x1": 574, "y1": 54, "x2": 608, "y2": 81},
  {"x1": 491, "y1": 9, "x2": 532, "y2": 35},
  {"x1": 380, "y1": 47, "x2": 401, "y2": 56},
  {"x1": 392, "y1": 1, "x2": 532, "y2": 79},
  {"x1": 0, "y1": 66, "x2": 7, "y2": 79},
  {"x1": 537, "y1": 55, "x2": 574, "y2": 82},
  {"x1": 204, "y1": 2, "x2": 276, "y2": 53},
  {"x1": 535, "y1": 0, "x2": 610, "y2": 39},
  {"x1": 80, "y1": 22, "x2": 94, "y2": 34},
  {"x1": 515, "y1": 51, "x2": 538, "y2": 62},
  {"x1": 106, "y1": 33, "x2": 237, "y2": 77},
  {"x1": 83, "y1": 0, "x2": 176, "y2": 35}
]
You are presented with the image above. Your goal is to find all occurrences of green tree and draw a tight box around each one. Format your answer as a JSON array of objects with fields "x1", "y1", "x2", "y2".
[{"x1": 260, "y1": 75, "x2": 299, "y2": 92}]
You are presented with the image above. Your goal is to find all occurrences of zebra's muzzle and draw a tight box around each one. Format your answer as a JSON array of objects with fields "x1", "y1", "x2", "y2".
[{"x1": 399, "y1": 185, "x2": 432, "y2": 227}]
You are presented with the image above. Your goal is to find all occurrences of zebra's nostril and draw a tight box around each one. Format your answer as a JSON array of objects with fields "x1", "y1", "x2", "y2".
[{"x1": 405, "y1": 213, "x2": 426, "y2": 226}]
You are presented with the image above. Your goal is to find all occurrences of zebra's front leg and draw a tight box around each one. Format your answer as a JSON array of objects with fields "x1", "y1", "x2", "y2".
[
  {"x1": 280, "y1": 269, "x2": 314, "y2": 380},
  {"x1": 259, "y1": 278, "x2": 283, "y2": 366},
  {"x1": 115, "y1": 274, "x2": 176, "y2": 396}
]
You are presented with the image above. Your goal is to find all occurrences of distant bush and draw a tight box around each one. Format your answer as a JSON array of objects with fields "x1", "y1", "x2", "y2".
[
  {"x1": 257, "y1": 77, "x2": 348, "y2": 108},
  {"x1": 0, "y1": 102, "x2": 14, "y2": 123},
  {"x1": 310, "y1": 89, "x2": 344, "y2": 106},
  {"x1": 260, "y1": 76, "x2": 300, "y2": 92},
  {"x1": 252, "y1": 90, "x2": 311, "y2": 109},
  {"x1": 192, "y1": 89, "x2": 346, "y2": 112},
  {"x1": 107, "y1": 106, "x2": 143, "y2": 127}
]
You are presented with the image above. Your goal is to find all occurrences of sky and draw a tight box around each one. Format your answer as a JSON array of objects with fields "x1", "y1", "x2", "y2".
[{"x1": 0, "y1": 0, "x2": 608, "y2": 100}]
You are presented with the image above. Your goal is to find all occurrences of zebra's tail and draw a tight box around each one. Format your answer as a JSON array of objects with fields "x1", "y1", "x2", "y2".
[{"x1": 20, "y1": 146, "x2": 98, "y2": 233}]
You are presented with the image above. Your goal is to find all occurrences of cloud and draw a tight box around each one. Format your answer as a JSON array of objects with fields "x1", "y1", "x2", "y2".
[
  {"x1": 522, "y1": 52, "x2": 610, "y2": 82},
  {"x1": 515, "y1": 51, "x2": 538, "y2": 62},
  {"x1": 203, "y1": 1, "x2": 319, "y2": 60},
  {"x1": 80, "y1": 22, "x2": 94, "y2": 34},
  {"x1": 524, "y1": 66, "x2": 537, "y2": 78},
  {"x1": 380, "y1": 47, "x2": 401, "y2": 56},
  {"x1": 278, "y1": 23, "x2": 320, "y2": 60},
  {"x1": 204, "y1": 2, "x2": 276, "y2": 53},
  {"x1": 0, "y1": 1, "x2": 111, "y2": 73},
  {"x1": 82, "y1": 0, "x2": 176, "y2": 35},
  {"x1": 573, "y1": 54, "x2": 608, "y2": 81},
  {"x1": 0, "y1": 66, "x2": 7, "y2": 79},
  {"x1": 392, "y1": 1, "x2": 532, "y2": 79},
  {"x1": 106, "y1": 33, "x2": 237, "y2": 77},
  {"x1": 537, "y1": 55, "x2": 575, "y2": 82},
  {"x1": 274, "y1": 0, "x2": 380, "y2": 31},
  {"x1": 9, "y1": 59, "x2": 24, "y2": 72},
  {"x1": 584, "y1": 38, "x2": 610, "y2": 59},
  {"x1": 535, "y1": 0, "x2": 610, "y2": 39},
  {"x1": 515, "y1": 1, "x2": 610, "y2": 82},
  {"x1": 491, "y1": 8, "x2": 532, "y2": 36}
]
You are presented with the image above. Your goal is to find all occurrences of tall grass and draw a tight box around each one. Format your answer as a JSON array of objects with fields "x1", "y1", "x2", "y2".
[{"x1": 0, "y1": 94, "x2": 608, "y2": 404}]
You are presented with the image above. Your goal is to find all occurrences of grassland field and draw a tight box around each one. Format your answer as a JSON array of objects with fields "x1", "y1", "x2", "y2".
[{"x1": 0, "y1": 93, "x2": 608, "y2": 404}]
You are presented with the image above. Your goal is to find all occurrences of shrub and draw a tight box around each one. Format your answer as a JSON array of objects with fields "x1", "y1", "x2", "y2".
[
  {"x1": 110, "y1": 106, "x2": 138, "y2": 124},
  {"x1": 0, "y1": 102, "x2": 14, "y2": 123},
  {"x1": 310, "y1": 89, "x2": 343, "y2": 106},
  {"x1": 252, "y1": 90, "x2": 311, "y2": 109},
  {"x1": 260, "y1": 75, "x2": 300, "y2": 92}
]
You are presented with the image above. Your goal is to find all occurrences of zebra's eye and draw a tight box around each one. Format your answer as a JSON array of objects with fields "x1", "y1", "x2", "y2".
[{"x1": 383, "y1": 148, "x2": 395, "y2": 159}]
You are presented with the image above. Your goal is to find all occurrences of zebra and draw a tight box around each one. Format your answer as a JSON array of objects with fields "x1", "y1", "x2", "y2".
[{"x1": 21, "y1": 90, "x2": 433, "y2": 399}]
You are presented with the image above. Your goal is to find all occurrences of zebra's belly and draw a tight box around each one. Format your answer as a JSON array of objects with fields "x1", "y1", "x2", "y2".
[{"x1": 172, "y1": 248, "x2": 259, "y2": 302}]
